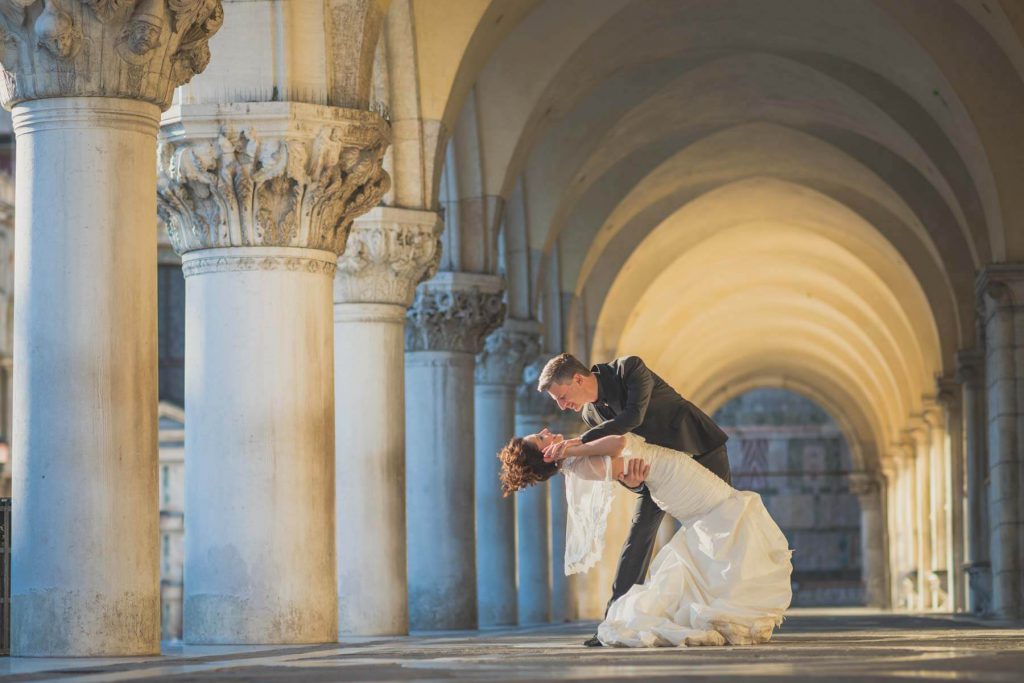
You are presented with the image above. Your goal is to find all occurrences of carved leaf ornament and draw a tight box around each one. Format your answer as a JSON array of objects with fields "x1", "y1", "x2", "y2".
[{"x1": 0, "y1": 0, "x2": 223, "y2": 109}]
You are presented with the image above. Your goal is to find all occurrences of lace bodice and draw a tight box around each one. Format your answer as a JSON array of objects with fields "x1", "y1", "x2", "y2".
[
  {"x1": 560, "y1": 454, "x2": 612, "y2": 481},
  {"x1": 560, "y1": 433, "x2": 736, "y2": 574}
]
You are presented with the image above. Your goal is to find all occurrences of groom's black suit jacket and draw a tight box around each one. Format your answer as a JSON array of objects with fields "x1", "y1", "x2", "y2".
[{"x1": 579, "y1": 356, "x2": 727, "y2": 457}]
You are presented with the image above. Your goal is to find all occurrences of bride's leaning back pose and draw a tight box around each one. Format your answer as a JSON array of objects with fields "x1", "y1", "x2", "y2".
[{"x1": 498, "y1": 428, "x2": 794, "y2": 648}]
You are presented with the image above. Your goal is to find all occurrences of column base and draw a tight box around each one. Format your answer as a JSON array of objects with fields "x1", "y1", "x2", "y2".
[{"x1": 13, "y1": 590, "x2": 160, "y2": 657}]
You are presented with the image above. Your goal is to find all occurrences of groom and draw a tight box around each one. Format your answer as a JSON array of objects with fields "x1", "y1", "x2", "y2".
[{"x1": 538, "y1": 353, "x2": 731, "y2": 647}]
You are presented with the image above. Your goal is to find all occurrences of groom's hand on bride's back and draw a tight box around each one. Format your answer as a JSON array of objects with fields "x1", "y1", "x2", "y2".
[{"x1": 618, "y1": 459, "x2": 650, "y2": 488}]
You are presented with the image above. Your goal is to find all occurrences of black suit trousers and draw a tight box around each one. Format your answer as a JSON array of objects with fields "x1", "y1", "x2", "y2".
[{"x1": 605, "y1": 444, "x2": 733, "y2": 613}]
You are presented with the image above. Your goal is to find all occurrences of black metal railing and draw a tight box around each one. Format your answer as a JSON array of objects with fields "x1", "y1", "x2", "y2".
[{"x1": 0, "y1": 497, "x2": 9, "y2": 656}]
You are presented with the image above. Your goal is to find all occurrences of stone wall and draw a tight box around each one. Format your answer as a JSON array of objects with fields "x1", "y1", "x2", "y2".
[{"x1": 715, "y1": 388, "x2": 864, "y2": 606}]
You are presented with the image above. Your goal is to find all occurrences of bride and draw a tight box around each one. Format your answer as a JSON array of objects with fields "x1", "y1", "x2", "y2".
[{"x1": 498, "y1": 429, "x2": 793, "y2": 647}]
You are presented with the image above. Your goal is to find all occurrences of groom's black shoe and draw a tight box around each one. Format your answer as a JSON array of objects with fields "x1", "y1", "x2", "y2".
[{"x1": 583, "y1": 634, "x2": 603, "y2": 647}]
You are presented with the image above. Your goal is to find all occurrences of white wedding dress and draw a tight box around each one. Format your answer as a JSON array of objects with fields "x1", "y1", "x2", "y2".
[{"x1": 561, "y1": 433, "x2": 793, "y2": 648}]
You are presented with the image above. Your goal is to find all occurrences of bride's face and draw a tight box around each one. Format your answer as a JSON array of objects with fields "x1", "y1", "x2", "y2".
[{"x1": 524, "y1": 427, "x2": 563, "y2": 451}]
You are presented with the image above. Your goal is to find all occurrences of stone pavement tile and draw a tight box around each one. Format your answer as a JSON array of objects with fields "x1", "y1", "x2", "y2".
[{"x1": 1, "y1": 610, "x2": 1022, "y2": 682}]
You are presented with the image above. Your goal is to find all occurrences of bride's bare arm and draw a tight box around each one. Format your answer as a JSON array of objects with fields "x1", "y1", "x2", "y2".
[{"x1": 561, "y1": 434, "x2": 626, "y2": 460}]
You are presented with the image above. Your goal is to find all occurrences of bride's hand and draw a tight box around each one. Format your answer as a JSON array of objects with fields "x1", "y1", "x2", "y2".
[{"x1": 543, "y1": 437, "x2": 581, "y2": 462}]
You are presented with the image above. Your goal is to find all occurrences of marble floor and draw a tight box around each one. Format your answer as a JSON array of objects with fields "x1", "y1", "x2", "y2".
[{"x1": 1, "y1": 609, "x2": 1022, "y2": 682}]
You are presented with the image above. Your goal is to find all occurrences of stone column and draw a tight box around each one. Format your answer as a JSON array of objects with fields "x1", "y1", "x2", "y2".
[
  {"x1": 848, "y1": 472, "x2": 888, "y2": 608},
  {"x1": 547, "y1": 392, "x2": 580, "y2": 623},
  {"x1": 158, "y1": 102, "x2": 389, "y2": 643},
  {"x1": 0, "y1": 175, "x2": 12, "y2": 451},
  {"x1": 880, "y1": 461, "x2": 899, "y2": 609},
  {"x1": 333, "y1": 206, "x2": 441, "y2": 635},
  {"x1": 922, "y1": 402, "x2": 949, "y2": 610},
  {"x1": 906, "y1": 422, "x2": 932, "y2": 611},
  {"x1": 957, "y1": 349, "x2": 991, "y2": 614},
  {"x1": 938, "y1": 378, "x2": 966, "y2": 612},
  {"x1": 405, "y1": 272, "x2": 504, "y2": 629},
  {"x1": 474, "y1": 321, "x2": 540, "y2": 627},
  {"x1": 976, "y1": 266, "x2": 1024, "y2": 619},
  {"x1": 2, "y1": 0, "x2": 222, "y2": 656},
  {"x1": 513, "y1": 351, "x2": 557, "y2": 625},
  {"x1": 894, "y1": 441, "x2": 919, "y2": 610}
]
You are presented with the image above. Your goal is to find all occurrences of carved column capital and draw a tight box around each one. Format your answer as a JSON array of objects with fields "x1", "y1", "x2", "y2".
[
  {"x1": 955, "y1": 349, "x2": 984, "y2": 387},
  {"x1": 157, "y1": 101, "x2": 390, "y2": 257},
  {"x1": 847, "y1": 472, "x2": 880, "y2": 497},
  {"x1": 0, "y1": 0, "x2": 223, "y2": 109},
  {"x1": 517, "y1": 351, "x2": 557, "y2": 419},
  {"x1": 404, "y1": 272, "x2": 505, "y2": 354},
  {"x1": 334, "y1": 206, "x2": 441, "y2": 307},
  {"x1": 936, "y1": 376, "x2": 960, "y2": 410},
  {"x1": 475, "y1": 319, "x2": 542, "y2": 386},
  {"x1": 977, "y1": 264, "x2": 1024, "y2": 317}
]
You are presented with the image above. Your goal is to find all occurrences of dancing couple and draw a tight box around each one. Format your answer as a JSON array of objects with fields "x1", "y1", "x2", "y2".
[{"x1": 499, "y1": 353, "x2": 793, "y2": 648}]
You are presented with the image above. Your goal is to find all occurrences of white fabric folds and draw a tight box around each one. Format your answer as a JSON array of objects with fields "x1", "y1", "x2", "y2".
[{"x1": 560, "y1": 433, "x2": 793, "y2": 647}]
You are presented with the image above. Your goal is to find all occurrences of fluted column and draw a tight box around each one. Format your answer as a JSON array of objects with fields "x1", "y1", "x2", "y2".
[
  {"x1": 405, "y1": 272, "x2": 504, "y2": 629},
  {"x1": 158, "y1": 102, "x2": 389, "y2": 643},
  {"x1": 848, "y1": 472, "x2": 888, "y2": 608},
  {"x1": 3, "y1": 0, "x2": 222, "y2": 656},
  {"x1": 976, "y1": 266, "x2": 1024, "y2": 619},
  {"x1": 513, "y1": 351, "x2": 556, "y2": 625},
  {"x1": 957, "y1": 349, "x2": 991, "y2": 614},
  {"x1": 333, "y1": 206, "x2": 441, "y2": 635},
  {"x1": 474, "y1": 321, "x2": 540, "y2": 626}
]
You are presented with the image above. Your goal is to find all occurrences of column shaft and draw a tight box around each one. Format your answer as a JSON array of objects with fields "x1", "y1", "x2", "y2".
[
  {"x1": 406, "y1": 351, "x2": 478, "y2": 628},
  {"x1": 978, "y1": 270, "x2": 1024, "y2": 619},
  {"x1": 959, "y1": 351, "x2": 991, "y2": 614},
  {"x1": 183, "y1": 248, "x2": 337, "y2": 643},
  {"x1": 549, "y1": 475, "x2": 569, "y2": 622},
  {"x1": 474, "y1": 383, "x2": 517, "y2": 626},
  {"x1": 515, "y1": 414, "x2": 551, "y2": 625},
  {"x1": 404, "y1": 272, "x2": 504, "y2": 629},
  {"x1": 11, "y1": 98, "x2": 161, "y2": 656},
  {"x1": 850, "y1": 474, "x2": 887, "y2": 608},
  {"x1": 335, "y1": 304, "x2": 408, "y2": 635},
  {"x1": 913, "y1": 433, "x2": 932, "y2": 610},
  {"x1": 333, "y1": 206, "x2": 440, "y2": 636}
]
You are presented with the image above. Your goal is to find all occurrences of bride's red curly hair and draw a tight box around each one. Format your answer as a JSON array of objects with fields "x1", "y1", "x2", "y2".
[{"x1": 497, "y1": 437, "x2": 559, "y2": 497}]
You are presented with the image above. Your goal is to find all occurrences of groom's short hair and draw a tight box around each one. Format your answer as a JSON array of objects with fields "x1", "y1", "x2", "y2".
[{"x1": 538, "y1": 353, "x2": 591, "y2": 392}]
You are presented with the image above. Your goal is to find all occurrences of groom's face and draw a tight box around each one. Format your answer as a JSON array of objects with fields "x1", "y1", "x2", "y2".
[{"x1": 547, "y1": 375, "x2": 589, "y2": 412}]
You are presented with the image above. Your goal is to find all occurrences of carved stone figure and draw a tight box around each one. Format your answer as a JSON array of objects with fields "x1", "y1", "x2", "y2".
[
  {"x1": 120, "y1": 0, "x2": 165, "y2": 58},
  {"x1": 35, "y1": 2, "x2": 81, "y2": 60}
]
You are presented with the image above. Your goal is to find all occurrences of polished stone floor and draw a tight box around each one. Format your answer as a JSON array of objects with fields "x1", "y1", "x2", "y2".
[{"x1": 1, "y1": 609, "x2": 1022, "y2": 682}]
